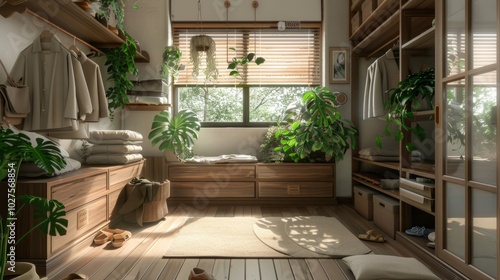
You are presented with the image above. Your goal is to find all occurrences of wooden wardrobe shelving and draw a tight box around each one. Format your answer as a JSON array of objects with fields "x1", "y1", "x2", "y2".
[{"x1": 0, "y1": 0, "x2": 149, "y2": 62}]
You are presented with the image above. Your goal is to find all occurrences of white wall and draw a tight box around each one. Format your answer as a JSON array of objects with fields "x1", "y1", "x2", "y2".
[{"x1": 171, "y1": 0, "x2": 322, "y2": 22}]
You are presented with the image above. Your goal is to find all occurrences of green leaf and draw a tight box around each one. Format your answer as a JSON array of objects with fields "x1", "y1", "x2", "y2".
[
  {"x1": 255, "y1": 57, "x2": 265, "y2": 65},
  {"x1": 228, "y1": 62, "x2": 237, "y2": 69},
  {"x1": 247, "y1": 53, "x2": 256, "y2": 61},
  {"x1": 229, "y1": 70, "x2": 240, "y2": 77}
]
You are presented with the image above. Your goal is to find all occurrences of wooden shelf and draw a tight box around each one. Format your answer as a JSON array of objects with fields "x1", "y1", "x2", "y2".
[
  {"x1": 352, "y1": 176, "x2": 400, "y2": 200},
  {"x1": 125, "y1": 104, "x2": 171, "y2": 111},
  {"x1": 351, "y1": 0, "x2": 400, "y2": 56},
  {"x1": 402, "y1": 0, "x2": 435, "y2": 10},
  {"x1": 353, "y1": 157, "x2": 400, "y2": 171},
  {"x1": 0, "y1": 0, "x2": 149, "y2": 62},
  {"x1": 402, "y1": 26, "x2": 435, "y2": 50}
]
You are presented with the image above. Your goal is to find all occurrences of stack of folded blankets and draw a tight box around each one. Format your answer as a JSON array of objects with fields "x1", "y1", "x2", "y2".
[
  {"x1": 358, "y1": 148, "x2": 423, "y2": 162},
  {"x1": 86, "y1": 130, "x2": 144, "y2": 165}
]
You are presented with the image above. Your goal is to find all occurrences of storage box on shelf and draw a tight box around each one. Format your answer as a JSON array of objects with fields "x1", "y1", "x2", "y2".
[
  {"x1": 353, "y1": 185, "x2": 379, "y2": 221},
  {"x1": 373, "y1": 194, "x2": 400, "y2": 239}
]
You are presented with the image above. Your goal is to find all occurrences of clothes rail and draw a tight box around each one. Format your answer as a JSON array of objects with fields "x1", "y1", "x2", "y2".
[
  {"x1": 366, "y1": 35, "x2": 399, "y2": 59},
  {"x1": 26, "y1": 9, "x2": 105, "y2": 56}
]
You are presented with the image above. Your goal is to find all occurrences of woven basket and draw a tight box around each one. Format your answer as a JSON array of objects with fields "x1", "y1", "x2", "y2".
[{"x1": 124, "y1": 180, "x2": 170, "y2": 224}]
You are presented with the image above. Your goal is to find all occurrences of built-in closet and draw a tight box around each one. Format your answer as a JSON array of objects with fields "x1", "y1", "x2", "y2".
[{"x1": 351, "y1": 0, "x2": 498, "y2": 279}]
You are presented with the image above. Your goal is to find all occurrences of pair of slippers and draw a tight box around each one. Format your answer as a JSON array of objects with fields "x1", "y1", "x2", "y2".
[
  {"x1": 93, "y1": 228, "x2": 132, "y2": 248},
  {"x1": 358, "y1": 229, "x2": 386, "y2": 243}
]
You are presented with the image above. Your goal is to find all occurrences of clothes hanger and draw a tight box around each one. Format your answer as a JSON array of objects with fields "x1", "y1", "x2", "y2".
[
  {"x1": 69, "y1": 36, "x2": 81, "y2": 56},
  {"x1": 39, "y1": 28, "x2": 54, "y2": 43}
]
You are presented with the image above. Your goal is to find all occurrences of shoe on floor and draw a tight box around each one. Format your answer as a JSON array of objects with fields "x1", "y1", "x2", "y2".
[
  {"x1": 189, "y1": 267, "x2": 216, "y2": 280},
  {"x1": 405, "y1": 226, "x2": 434, "y2": 237},
  {"x1": 109, "y1": 229, "x2": 132, "y2": 248},
  {"x1": 93, "y1": 228, "x2": 114, "y2": 245},
  {"x1": 358, "y1": 229, "x2": 385, "y2": 243}
]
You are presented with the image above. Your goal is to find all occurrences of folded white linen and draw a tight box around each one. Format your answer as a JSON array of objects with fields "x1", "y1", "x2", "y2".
[
  {"x1": 90, "y1": 144, "x2": 143, "y2": 154},
  {"x1": 89, "y1": 130, "x2": 143, "y2": 141},
  {"x1": 86, "y1": 153, "x2": 143, "y2": 165},
  {"x1": 185, "y1": 154, "x2": 258, "y2": 164}
]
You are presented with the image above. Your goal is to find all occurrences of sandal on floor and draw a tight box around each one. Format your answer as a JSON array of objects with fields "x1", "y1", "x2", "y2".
[
  {"x1": 111, "y1": 229, "x2": 132, "y2": 248},
  {"x1": 62, "y1": 272, "x2": 88, "y2": 280},
  {"x1": 93, "y1": 229, "x2": 114, "y2": 245},
  {"x1": 358, "y1": 229, "x2": 386, "y2": 243}
]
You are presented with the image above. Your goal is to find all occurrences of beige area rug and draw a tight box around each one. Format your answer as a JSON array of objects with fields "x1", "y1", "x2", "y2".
[{"x1": 164, "y1": 216, "x2": 371, "y2": 258}]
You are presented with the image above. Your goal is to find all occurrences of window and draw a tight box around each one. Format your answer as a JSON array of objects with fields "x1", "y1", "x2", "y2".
[{"x1": 173, "y1": 23, "x2": 321, "y2": 126}]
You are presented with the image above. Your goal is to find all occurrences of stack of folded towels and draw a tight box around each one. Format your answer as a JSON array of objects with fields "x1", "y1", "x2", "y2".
[
  {"x1": 86, "y1": 130, "x2": 144, "y2": 165},
  {"x1": 358, "y1": 148, "x2": 423, "y2": 162}
]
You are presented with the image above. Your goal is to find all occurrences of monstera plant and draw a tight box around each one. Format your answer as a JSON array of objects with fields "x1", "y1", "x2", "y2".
[
  {"x1": 0, "y1": 127, "x2": 67, "y2": 279},
  {"x1": 275, "y1": 86, "x2": 358, "y2": 163},
  {"x1": 148, "y1": 110, "x2": 201, "y2": 161}
]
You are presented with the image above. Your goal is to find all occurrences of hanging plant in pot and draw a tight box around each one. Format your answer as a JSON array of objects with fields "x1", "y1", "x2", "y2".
[{"x1": 190, "y1": 35, "x2": 218, "y2": 81}]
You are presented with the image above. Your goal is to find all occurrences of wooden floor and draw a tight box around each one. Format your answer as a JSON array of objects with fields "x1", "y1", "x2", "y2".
[{"x1": 46, "y1": 203, "x2": 443, "y2": 280}]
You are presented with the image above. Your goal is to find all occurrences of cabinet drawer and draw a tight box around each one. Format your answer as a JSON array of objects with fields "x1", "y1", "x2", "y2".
[
  {"x1": 52, "y1": 172, "x2": 107, "y2": 211},
  {"x1": 170, "y1": 182, "x2": 255, "y2": 198},
  {"x1": 400, "y1": 178, "x2": 435, "y2": 198},
  {"x1": 258, "y1": 182, "x2": 333, "y2": 197},
  {"x1": 257, "y1": 165, "x2": 334, "y2": 180},
  {"x1": 51, "y1": 196, "x2": 107, "y2": 253},
  {"x1": 400, "y1": 188, "x2": 434, "y2": 213},
  {"x1": 169, "y1": 164, "x2": 255, "y2": 180},
  {"x1": 109, "y1": 188, "x2": 125, "y2": 219},
  {"x1": 109, "y1": 163, "x2": 142, "y2": 190}
]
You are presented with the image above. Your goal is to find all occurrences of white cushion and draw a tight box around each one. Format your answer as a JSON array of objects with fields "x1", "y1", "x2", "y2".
[
  {"x1": 89, "y1": 130, "x2": 143, "y2": 141},
  {"x1": 8, "y1": 125, "x2": 70, "y2": 158},
  {"x1": 342, "y1": 255, "x2": 440, "y2": 280}
]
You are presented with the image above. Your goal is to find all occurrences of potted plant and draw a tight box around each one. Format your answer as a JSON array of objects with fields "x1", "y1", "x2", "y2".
[
  {"x1": 0, "y1": 127, "x2": 68, "y2": 279},
  {"x1": 227, "y1": 48, "x2": 265, "y2": 78},
  {"x1": 102, "y1": 32, "x2": 139, "y2": 119},
  {"x1": 189, "y1": 35, "x2": 217, "y2": 81},
  {"x1": 274, "y1": 86, "x2": 358, "y2": 163},
  {"x1": 160, "y1": 46, "x2": 182, "y2": 83},
  {"x1": 148, "y1": 110, "x2": 201, "y2": 161},
  {"x1": 375, "y1": 67, "x2": 435, "y2": 151}
]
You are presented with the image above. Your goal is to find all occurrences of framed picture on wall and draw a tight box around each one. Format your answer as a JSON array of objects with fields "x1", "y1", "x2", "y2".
[{"x1": 330, "y1": 47, "x2": 350, "y2": 84}]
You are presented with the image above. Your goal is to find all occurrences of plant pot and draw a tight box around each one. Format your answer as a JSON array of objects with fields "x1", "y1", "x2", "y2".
[
  {"x1": 3, "y1": 262, "x2": 46, "y2": 280},
  {"x1": 190, "y1": 35, "x2": 214, "y2": 52}
]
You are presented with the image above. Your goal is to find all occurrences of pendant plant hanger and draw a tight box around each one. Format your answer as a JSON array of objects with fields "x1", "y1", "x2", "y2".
[{"x1": 190, "y1": 0, "x2": 217, "y2": 81}]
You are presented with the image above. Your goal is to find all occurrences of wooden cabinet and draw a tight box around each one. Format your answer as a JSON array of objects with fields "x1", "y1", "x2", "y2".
[
  {"x1": 166, "y1": 162, "x2": 336, "y2": 205},
  {"x1": 0, "y1": 160, "x2": 144, "y2": 276}
]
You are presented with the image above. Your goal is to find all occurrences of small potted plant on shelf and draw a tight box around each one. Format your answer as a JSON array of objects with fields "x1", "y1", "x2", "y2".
[
  {"x1": 274, "y1": 86, "x2": 358, "y2": 163},
  {"x1": 0, "y1": 127, "x2": 68, "y2": 279},
  {"x1": 148, "y1": 110, "x2": 201, "y2": 161},
  {"x1": 375, "y1": 67, "x2": 435, "y2": 151}
]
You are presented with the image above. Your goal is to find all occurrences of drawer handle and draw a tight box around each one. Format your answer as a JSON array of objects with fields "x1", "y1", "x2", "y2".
[
  {"x1": 379, "y1": 202, "x2": 386, "y2": 207},
  {"x1": 358, "y1": 192, "x2": 362, "y2": 196}
]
